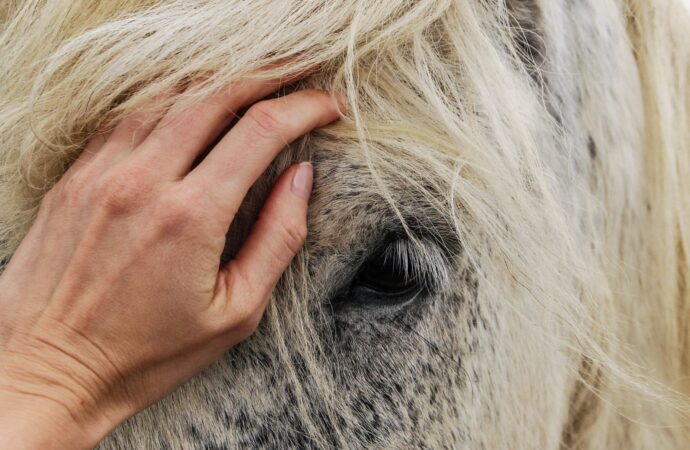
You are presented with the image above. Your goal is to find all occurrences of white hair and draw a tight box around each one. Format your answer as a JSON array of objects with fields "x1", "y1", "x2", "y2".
[{"x1": 0, "y1": 0, "x2": 688, "y2": 447}]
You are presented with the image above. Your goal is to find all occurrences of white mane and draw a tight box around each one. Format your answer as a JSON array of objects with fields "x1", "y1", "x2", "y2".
[{"x1": 1, "y1": 1, "x2": 688, "y2": 447}]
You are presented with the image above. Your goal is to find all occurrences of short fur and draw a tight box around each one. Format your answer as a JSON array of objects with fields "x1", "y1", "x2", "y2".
[{"x1": 0, "y1": 0, "x2": 689, "y2": 448}]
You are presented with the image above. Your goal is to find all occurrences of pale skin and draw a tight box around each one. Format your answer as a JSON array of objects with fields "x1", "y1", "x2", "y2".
[{"x1": 0, "y1": 77, "x2": 344, "y2": 449}]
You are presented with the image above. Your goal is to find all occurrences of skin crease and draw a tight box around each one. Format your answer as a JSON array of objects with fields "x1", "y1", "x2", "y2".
[{"x1": 0, "y1": 77, "x2": 345, "y2": 450}]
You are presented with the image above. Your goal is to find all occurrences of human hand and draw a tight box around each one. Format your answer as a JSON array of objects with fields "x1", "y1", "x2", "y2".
[{"x1": 0, "y1": 79, "x2": 343, "y2": 449}]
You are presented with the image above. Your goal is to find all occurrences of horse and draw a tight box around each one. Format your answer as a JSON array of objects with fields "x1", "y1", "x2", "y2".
[{"x1": 1, "y1": 0, "x2": 688, "y2": 448}]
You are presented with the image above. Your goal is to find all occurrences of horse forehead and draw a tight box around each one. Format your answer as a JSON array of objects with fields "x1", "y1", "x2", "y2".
[{"x1": 219, "y1": 147, "x2": 383, "y2": 263}]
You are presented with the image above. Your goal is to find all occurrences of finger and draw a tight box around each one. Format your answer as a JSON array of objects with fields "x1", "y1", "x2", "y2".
[
  {"x1": 135, "y1": 69, "x2": 314, "y2": 178},
  {"x1": 58, "y1": 129, "x2": 115, "y2": 183},
  {"x1": 186, "y1": 89, "x2": 342, "y2": 217},
  {"x1": 104, "y1": 89, "x2": 177, "y2": 159},
  {"x1": 214, "y1": 162, "x2": 313, "y2": 330},
  {"x1": 62, "y1": 90, "x2": 176, "y2": 185}
]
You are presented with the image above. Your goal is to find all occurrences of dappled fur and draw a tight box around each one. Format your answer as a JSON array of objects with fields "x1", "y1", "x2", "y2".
[{"x1": 1, "y1": 0, "x2": 689, "y2": 448}]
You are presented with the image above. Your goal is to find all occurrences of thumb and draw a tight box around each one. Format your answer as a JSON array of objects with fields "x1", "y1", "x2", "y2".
[{"x1": 214, "y1": 162, "x2": 313, "y2": 334}]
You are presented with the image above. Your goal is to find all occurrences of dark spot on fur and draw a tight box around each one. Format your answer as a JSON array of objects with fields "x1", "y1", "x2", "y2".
[
  {"x1": 235, "y1": 410, "x2": 252, "y2": 433},
  {"x1": 588, "y1": 136, "x2": 597, "y2": 159},
  {"x1": 186, "y1": 424, "x2": 226, "y2": 450}
]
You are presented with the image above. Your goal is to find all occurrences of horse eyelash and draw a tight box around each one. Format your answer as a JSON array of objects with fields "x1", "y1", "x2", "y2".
[{"x1": 381, "y1": 238, "x2": 450, "y2": 292}]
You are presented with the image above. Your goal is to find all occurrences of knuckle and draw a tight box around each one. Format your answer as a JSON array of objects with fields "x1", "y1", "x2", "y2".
[
  {"x1": 244, "y1": 101, "x2": 285, "y2": 139},
  {"x1": 41, "y1": 174, "x2": 82, "y2": 214},
  {"x1": 223, "y1": 267, "x2": 266, "y2": 338},
  {"x1": 62, "y1": 173, "x2": 90, "y2": 202},
  {"x1": 171, "y1": 184, "x2": 206, "y2": 209},
  {"x1": 63, "y1": 169, "x2": 88, "y2": 190},
  {"x1": 94, "y1": 165, "x2": 154, "y2": 213},
  {"x1": 234, "y1": 305, "x2": 263, "y2": 338},
  {"x1": 279, "y1": 219, "x2": 308, "y2": 255},
  {"x1": 153, "y1": 195, "x2": 201, "y2": 229}
]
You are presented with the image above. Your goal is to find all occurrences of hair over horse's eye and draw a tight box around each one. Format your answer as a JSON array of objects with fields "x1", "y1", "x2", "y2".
[
  {"x1": 337, "y1": 239, "x2": 427, "y2": 309},
  {"x1": 355, "y1": 250, "x2": 419, "y2": 296}
]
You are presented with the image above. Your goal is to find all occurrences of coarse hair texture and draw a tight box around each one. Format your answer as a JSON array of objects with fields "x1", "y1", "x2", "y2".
[{"x1": 0, "y1": 0, "x2": 689, "y2": 448}]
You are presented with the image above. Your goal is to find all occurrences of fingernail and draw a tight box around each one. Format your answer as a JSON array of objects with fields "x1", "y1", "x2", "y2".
[{"x1": 291, "y1": 162, "x2": 313, "y2": 200}]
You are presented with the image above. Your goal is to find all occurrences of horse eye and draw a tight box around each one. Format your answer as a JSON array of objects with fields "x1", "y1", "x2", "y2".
[
  {"x1": 355, "y1": 250, "x2": 419, "y2": 296},
  {"x1": 331, "y1": 238, "x2": 444, "y2": 311},
  {"x1": 340, "y1": 239, "x2": 426, "y2": 310}
]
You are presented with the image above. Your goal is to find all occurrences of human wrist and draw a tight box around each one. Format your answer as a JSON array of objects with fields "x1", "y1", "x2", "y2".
[
  {"x1": 0, "y1": 387, "x2": 116, "y2": 450},
  {"x1": 0, "y1": 380, "x2": 121, "y2": 449},
  {"x1": 0, "y1": 313, "x2": 144, "y2": 449}
]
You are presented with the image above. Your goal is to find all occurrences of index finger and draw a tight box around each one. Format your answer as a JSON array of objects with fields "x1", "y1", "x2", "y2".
[
  {"x1": 184, "y1": 89, "x2": 344, "y2": 219},
  {"x1": 132, "y1": 66, "x2": 317, "y2": 178}
]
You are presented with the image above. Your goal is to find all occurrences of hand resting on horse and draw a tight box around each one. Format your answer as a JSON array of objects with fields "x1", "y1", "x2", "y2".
[{"x1": 0, "y1": 79, "x2": 344, "y2": 449}]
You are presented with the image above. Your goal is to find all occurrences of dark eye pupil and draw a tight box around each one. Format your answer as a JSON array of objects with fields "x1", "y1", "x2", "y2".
[{"x1": 356, "y1": 251, "x2": 417, "y2": 295}]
